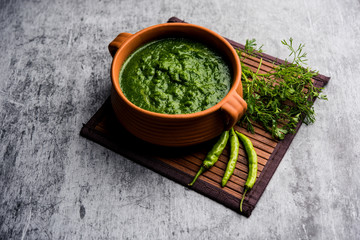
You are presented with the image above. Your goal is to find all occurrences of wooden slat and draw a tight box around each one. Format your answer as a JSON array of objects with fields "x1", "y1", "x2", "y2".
[{"x1": 158, "y1": 156, "x2": 243, "y2": 199}]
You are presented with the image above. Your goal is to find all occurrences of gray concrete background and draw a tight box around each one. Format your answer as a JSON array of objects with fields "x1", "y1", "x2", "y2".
[{"x1": 1, "y1": 0, "x2": 359, "y2": 239}]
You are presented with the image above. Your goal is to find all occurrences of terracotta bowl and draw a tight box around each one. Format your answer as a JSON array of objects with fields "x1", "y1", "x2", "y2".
[{"x1": 108, "y1": 23, "x2": 247, "y2": 147}]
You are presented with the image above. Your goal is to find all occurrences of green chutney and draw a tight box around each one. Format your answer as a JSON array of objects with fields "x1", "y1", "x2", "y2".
[{"x1": 119, "y1": 38, "x2": 232, "y2": 114}]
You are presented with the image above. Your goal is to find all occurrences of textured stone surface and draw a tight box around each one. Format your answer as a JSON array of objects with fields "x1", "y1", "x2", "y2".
[{"x1": 1, "y1": 0, "x2": 360, "y2": 239}]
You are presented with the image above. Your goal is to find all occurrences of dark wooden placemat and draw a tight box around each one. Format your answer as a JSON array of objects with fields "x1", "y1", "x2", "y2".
[{"x1": 80, "y1": 17, "x2": 330, "y2": 217}]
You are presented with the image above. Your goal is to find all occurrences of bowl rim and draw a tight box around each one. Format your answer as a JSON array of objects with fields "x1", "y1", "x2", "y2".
[{"x1": 111, "y1": 22, "x2": 242, "y2": 120}]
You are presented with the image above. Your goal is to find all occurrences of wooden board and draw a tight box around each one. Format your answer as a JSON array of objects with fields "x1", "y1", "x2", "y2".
[{"x1": 80, "y1": 17, "x2": 330, "y2": 217}]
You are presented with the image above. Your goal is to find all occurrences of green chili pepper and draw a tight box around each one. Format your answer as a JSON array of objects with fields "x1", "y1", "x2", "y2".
[
  {"x1": 221, "y1": 128, "x2": 240, "y2": 187},
  {"x1": 235, "y1": 131, "x2": 258, "y2": 212},
  {"x1": 188, "y1": 131, "x2": 229, "y2": 187}
]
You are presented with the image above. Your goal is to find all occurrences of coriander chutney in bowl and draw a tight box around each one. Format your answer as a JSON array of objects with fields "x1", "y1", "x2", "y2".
[
  {"x1": 119, "y1": 38, "x2": 232, "y2": 114},
  {"x1": 109, "y1": 23, "x2": 247, "y2": 147}
]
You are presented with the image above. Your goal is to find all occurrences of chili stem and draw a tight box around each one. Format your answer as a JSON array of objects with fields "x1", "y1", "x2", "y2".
[
  {"x1": 240, "y1": 188, "x2": 248, "y2": 212},
  {"x1": 188, "y1": 167, "x2": 205, "y2": 187}
]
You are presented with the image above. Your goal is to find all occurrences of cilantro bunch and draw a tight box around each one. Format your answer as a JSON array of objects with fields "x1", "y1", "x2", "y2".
[{"x1": 238, "y1": 38, "x2": 327, "y2": 140}]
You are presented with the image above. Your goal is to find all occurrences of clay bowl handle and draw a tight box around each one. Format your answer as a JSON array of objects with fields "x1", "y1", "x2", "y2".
[
  {"x1": 221, "y1": 92, "x2": 247, "y2": 130},
  {"x1": 108, "y1": 32, "x2": 133, "y2": 57}
]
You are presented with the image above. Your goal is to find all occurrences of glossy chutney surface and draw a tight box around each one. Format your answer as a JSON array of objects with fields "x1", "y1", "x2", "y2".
[{"x1": 119, "y1": 38, "x2": 232, "y2": 114}]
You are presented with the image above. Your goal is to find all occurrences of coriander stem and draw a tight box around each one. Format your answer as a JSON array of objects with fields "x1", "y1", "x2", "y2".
[
  {"x1": 256, "y1": 58, "x2": 263, "y2": 74},
  {"x1": 241, "y1": 71, "x2": 250, "y2": 82}
]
